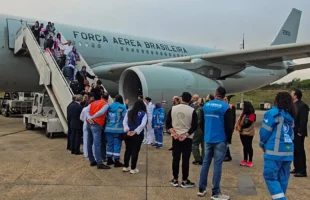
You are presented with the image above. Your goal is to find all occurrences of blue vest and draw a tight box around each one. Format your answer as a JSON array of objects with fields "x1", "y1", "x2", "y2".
[
  {"x1": 128, "y1": 111, "x2": 146, "y2": 135},
  {"x1": 203, "y1": 100, "x2": 230, "y2": 143},
  {"x1": 105, "y1": 102, "x2": 127, "y2": 134}
]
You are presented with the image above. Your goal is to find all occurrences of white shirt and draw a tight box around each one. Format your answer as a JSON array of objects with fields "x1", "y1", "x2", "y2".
[
  {"x1": 123, "y1": 112, "x2": 147, "y2": 135},
  {"x1": 64, "y1": 44, "x2": 73, "y2": 55}
]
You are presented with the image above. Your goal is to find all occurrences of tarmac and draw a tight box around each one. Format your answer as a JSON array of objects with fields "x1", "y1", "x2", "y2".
[{"x1": 0, "y1": 111, "x2": 310, "y2": 200}]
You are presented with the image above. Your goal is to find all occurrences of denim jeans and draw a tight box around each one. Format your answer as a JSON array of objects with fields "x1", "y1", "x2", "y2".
[
  {"x1": 199, "y1": 142, "x2": 228, "y2": 195},
  {"x1": 87, "y1": 123, "x2": 103, "y2": 165}
]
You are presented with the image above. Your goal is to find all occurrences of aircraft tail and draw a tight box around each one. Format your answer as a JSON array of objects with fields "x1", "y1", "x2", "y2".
[{"x1": 271, "y1": 8, "x2": 302, "y2": 46}]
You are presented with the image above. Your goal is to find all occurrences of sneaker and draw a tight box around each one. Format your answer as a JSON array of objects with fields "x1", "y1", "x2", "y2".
[
  {"x1": 211, "y1": 194, "x2": 230, "y2": 200},
  {"x1": 240, "y1": 160, "x2": 247, "y2": 166},
  {"x1": 152, "y1": 143, "x2": 158, "y2": 147},
  {"x1": 123, "y1": 167, "x2": 130, "y2": 172},
  {"x1": 170, "y1": 179, "x2": 179, "y2": 187},
  {"x1": 246, "y1": 161, "x2": 253, "y2": 167},
  {"x1": 130, "y1": 168, "x2": 139, "y2": 174},
  {"x1": 180, "y1": 180, "x2": 195, "y2": 188},
  {"x1": 197, "y1": 188, "x2": 207, "y2": 197}
]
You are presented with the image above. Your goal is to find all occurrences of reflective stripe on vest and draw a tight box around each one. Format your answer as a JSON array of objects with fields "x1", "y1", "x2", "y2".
[{"x1": 265, "y1": 116, "x2": 293, "y2": 156}]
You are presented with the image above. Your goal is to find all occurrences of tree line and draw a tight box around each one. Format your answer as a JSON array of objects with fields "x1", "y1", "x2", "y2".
[{"x1": 261, "y1": 78, "x2": 310, "y2": 90}]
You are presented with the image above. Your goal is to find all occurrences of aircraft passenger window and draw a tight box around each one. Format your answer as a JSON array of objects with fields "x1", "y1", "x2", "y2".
[
  {"x1": 91, "y1": 43, "x2": 95, "y2": 48},
  {"x1": 164, "y1": 52, "x2": 167, "y2": 56},
  {"x1": 151, "y1": 51, "x2": 153, "y2": 54},
  {"x1": 126, "y1": 48, "x2": 129, "y2": 52},
  {"x1": 141, "y1": 50, "x2": 144, "y2": 54},
  {"x1": 131, "y1": 48, "x2": 134, "y2": 52},
  {"x1": 121, "y1": 47, "x2": 124, "y2": 51},
  {"x1": 146, "y1": 50, "x2": 149, "y2": 54},
  {"x1": 98, "y1": 44, "x2": 101, "y2": 48},
  {"x1": 85, "y1": 43, "x2": 89, "y2": 47},
  {"x1": 169, "y1": 53, "x2": 171, "y2": 57},
  {"x1": 72, "y1": 41, "x2": 76, "y2": 45},
  {"x1": 136, "y1": 49, "x2": 139, "y2": 53},
  {"x1": 160, "y1": 52, "x2": 163, "y2": 56},
  {"x1": 78, "y1": 42, "x2": 82, "y2": 47},
  {"x1": 156, "y1": 52, "x2": 158, "y2": 55}
]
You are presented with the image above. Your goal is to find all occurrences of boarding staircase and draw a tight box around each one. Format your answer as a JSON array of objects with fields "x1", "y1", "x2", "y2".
[{"x1": 14, "y1": 25, "x2": 113, "y2": 134}]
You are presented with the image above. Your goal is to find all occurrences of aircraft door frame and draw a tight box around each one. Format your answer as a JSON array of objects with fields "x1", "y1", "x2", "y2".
[{"x1": 6, "y1": 18, "x2": 34, "y2": 49}]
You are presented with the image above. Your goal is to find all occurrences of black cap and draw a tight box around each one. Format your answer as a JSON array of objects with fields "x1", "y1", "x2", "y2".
[
  {"x1": 181, "y1": 92, "x2": 192, "y2": 103},
  {"x1": 145, "y1": 97, "x2": 152, "y2": 102}
]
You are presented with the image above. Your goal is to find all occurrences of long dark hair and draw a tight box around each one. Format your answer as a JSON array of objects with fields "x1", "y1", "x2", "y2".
[
  {"x1": 242, "y1": 101, "x2": 255, "y2": 115},
  {"x1": 114, "y1": 94, "x2": 124, "y2": 104},
  {"x1": 274, "y1": 92, "x2": 296, "y2": 117},
  {"x1": 128, "y1": 99, "x2": 146, "y2": 126}
]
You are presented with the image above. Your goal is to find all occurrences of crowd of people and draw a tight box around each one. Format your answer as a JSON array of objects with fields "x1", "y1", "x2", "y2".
[
  {"x1": 31, "y1": 21, "x2": 86, "y2": 88},
  {"x1": 65, "y1": 79, "x2": 308, "y2": 200}
]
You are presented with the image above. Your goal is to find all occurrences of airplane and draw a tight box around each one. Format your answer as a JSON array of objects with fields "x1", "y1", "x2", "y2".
[{"x1": 0, "y1": 8, "x2": 310, "y2": 108}]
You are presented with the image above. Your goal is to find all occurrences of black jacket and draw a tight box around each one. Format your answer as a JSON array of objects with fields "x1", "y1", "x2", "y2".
[
  {"x1": 67, "y1": 102, "x2": 83, "y2": 130},
  {"x1": 75, "y1": 71, "x2": 95, "y2": 87},
  {"x1": 294, "y1": 100, "x2": 309, "y2": 137}
]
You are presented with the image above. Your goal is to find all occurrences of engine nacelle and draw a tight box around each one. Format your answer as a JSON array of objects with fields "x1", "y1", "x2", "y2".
[{"x1": 119, "y1": 65, "x2": 222, "y2": 108}]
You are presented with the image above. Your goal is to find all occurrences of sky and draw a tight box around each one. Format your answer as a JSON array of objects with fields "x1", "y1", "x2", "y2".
[{"x1": 1, "y1": 0, "x2": 309, "y2": 82}]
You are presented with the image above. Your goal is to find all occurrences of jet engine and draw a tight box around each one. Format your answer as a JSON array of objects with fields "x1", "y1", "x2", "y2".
[{"x1": 119, "y1": 65, "x2": 222, "y2": 108}]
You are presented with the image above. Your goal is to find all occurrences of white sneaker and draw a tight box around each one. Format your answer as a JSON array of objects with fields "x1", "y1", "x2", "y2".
[
  {"x1": 197, "y1": 189, "x2": 206, "y2": 197},
  {"x1": 122, "y1": 167, "x2": 130, "y2": 172},
  {"x1": 211, "y1": 194, "x2": 230, "y2": 200},
  {"x1": 130, "y1": 169, "x2": 139, "y2": 174}
]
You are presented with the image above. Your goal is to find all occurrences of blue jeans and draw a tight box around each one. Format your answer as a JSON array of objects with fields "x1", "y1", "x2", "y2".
[
  {"x1": 199, "y1": 142, "x2": 227, "y2": 195},
  {"x1": 106, "y1": 133, "x2": 122, "y2": 159},
  {"x1": 154, "y1": 128, "x2": 163, "y2": 147},
  {"x1": 87, "y1": 123, "x2": 103, "y2": 164}
]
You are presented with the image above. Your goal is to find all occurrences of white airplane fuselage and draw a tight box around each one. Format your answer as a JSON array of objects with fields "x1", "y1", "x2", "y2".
[{"x1": 0, "y1": 15, "x2": 288, "y2": 96}]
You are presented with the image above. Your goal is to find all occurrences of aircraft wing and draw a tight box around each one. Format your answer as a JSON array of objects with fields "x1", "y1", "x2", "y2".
[{"x1": 93, "y1": 42, "x2": 310, "y2": 80}]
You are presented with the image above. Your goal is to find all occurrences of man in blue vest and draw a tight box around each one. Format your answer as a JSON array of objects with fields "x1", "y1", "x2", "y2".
[{"x1": 197, "y1": 87, "x2": 233, "y2": 200}]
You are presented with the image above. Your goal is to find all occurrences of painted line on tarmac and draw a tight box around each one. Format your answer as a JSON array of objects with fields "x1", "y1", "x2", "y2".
[{"x1": 0, "y1": 130, "x2": 27, "y2": 137}]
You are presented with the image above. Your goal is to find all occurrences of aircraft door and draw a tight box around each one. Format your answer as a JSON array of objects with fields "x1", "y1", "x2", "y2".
[{"x1": 6, "y1": 18, "x2": 33, "y2": 49}]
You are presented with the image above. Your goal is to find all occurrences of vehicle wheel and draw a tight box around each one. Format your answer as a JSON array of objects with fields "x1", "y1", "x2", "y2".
[{"x1": 25, "y1": 122, "x2": 35, "y2": 130}]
